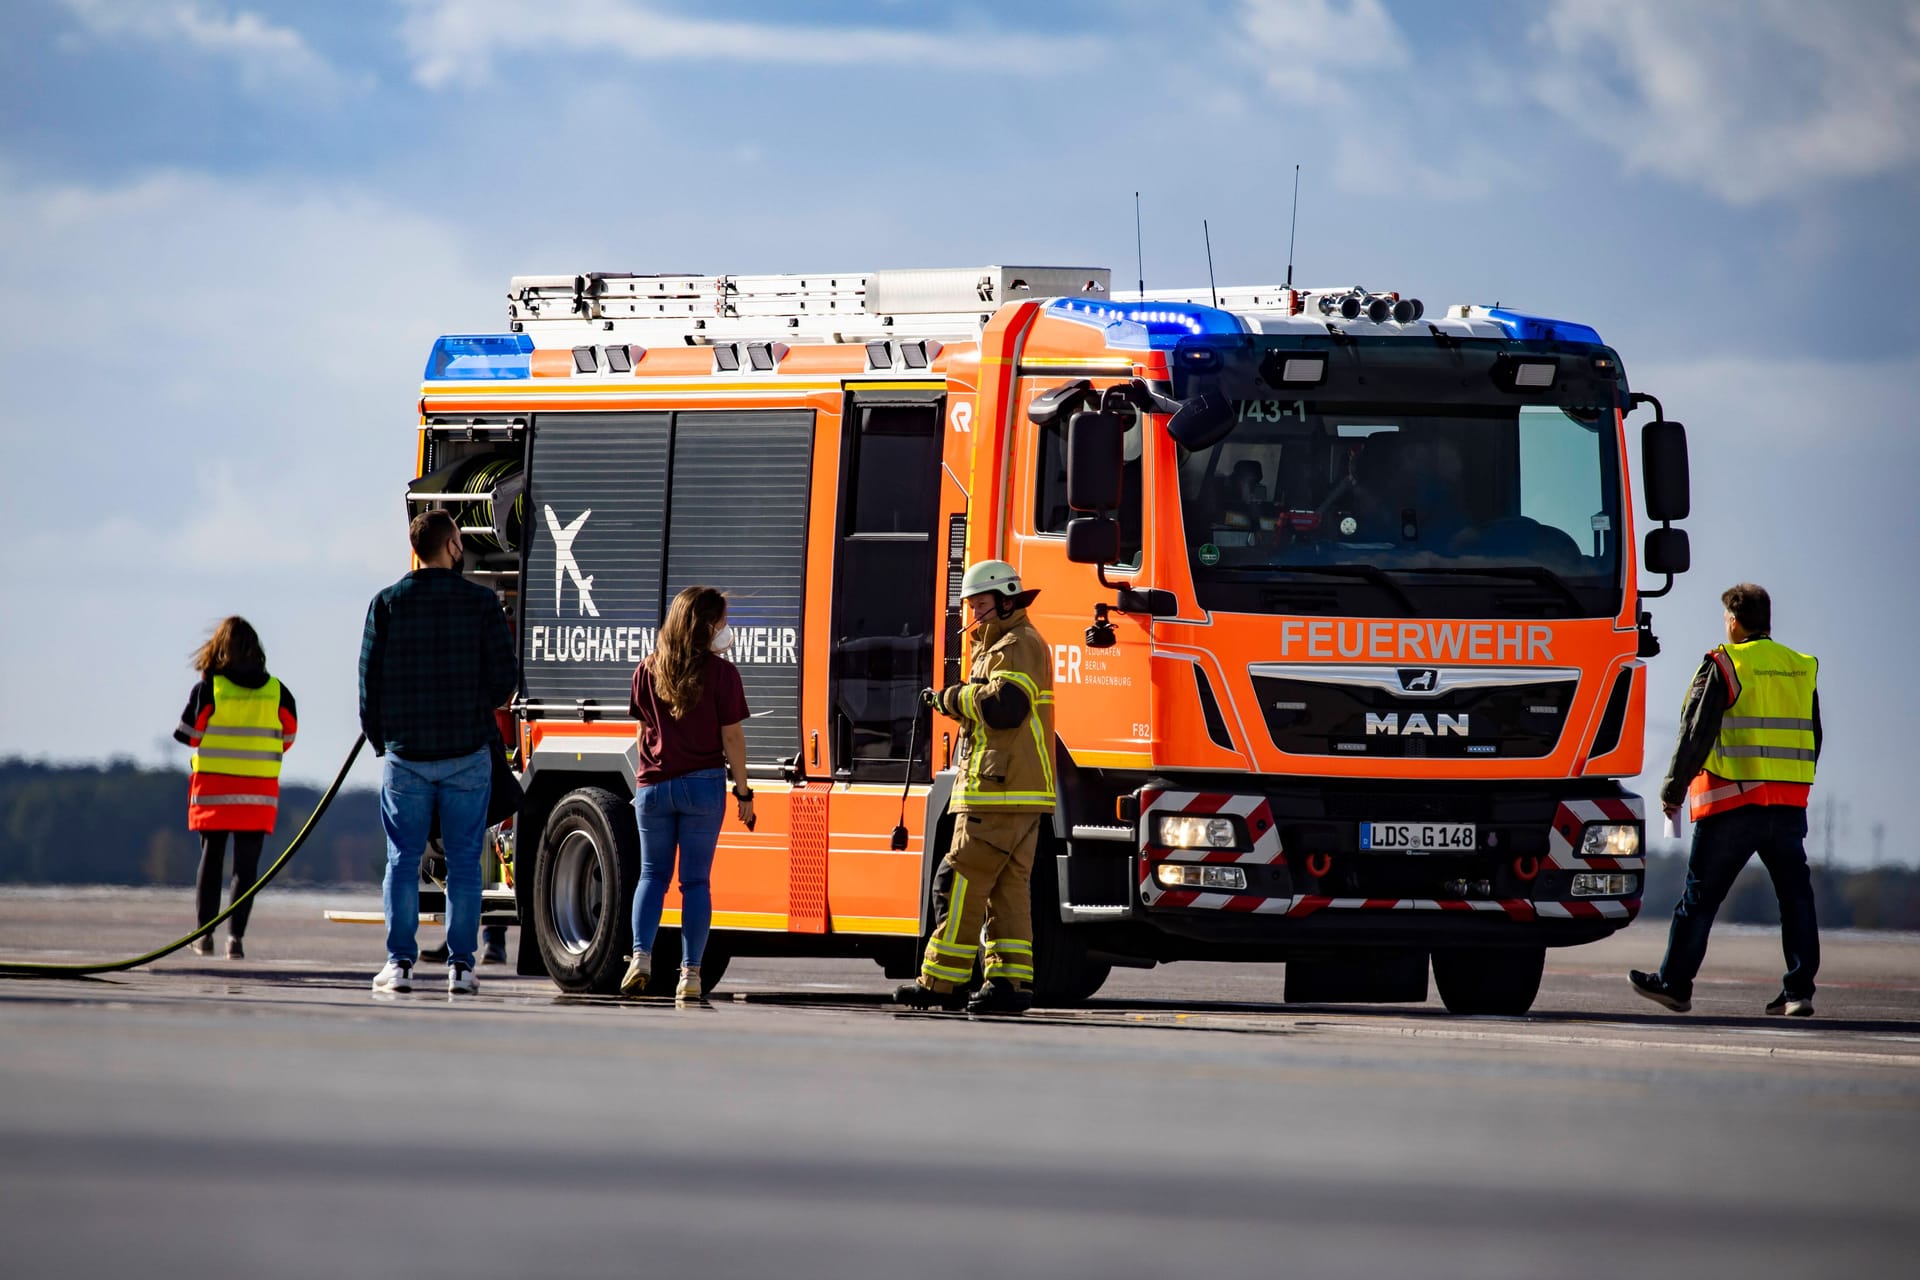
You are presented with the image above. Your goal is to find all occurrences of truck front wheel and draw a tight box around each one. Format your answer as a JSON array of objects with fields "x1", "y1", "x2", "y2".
[
  {"x1": 1030, "y1": 858, "x2": 1110, "y2": 1008},
  {"x1": 1432, "y1": 945, "x2": 1546, "y2": 1015}
]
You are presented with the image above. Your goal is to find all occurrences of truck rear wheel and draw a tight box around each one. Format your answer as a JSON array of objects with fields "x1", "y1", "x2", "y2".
[
  {"x1": 533, "y1": 787, "x2": 639, "y2": 994},
  {"x1": 1432, "y1": 945, "x2": 1546, "y2": 1015}
]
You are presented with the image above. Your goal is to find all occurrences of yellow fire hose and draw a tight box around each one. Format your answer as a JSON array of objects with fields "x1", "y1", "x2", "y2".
[{"x1": 0, "y1": 734, "x2": 367, "y2": 978}]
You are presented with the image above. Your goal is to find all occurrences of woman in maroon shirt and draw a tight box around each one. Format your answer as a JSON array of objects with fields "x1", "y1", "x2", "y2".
[{"x1": 622, "y1": 586, "x2": 753, "y2": 1003}]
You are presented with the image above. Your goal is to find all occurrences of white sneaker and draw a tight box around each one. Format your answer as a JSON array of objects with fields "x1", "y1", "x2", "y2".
[
  {"x1": 372, "y1": 959, "x2": 413, "y2": 993},
  {"x1": 448, "y1": 963, "x2": 478, "y2": 995},
  {"x1": 620, "y1": 950, "x2": 652, "y2": 996}
]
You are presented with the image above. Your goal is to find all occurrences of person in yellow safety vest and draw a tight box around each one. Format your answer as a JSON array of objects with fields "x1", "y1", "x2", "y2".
[
  {"x1": 1631, "y1": 583, "x2": 1822, "y2": 1017},
  {"x1": 173, "y1": 616, "x2": 298, "y2": 961},
  {"x1": 898, "y1": 559, "x2": 1055, "y2": 1015}
]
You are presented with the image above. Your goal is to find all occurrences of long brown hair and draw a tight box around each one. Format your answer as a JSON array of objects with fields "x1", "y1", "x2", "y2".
[
  {"x1": 651, "y1": 586, "x2": 727, "y2": 719},
  {"x1": 191, "y1": 616, "x2": 266, "y2": 678}
]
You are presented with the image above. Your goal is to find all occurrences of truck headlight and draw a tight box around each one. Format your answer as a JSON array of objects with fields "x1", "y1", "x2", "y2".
[
  {"x1": 1580, "y1": 823, "x2": 1640, "y2": 860},
  {"x1": 1155, "y1": 864, "x2": 1248, "y2": 890},
  {"x1": 1571, "y1": 872, "x2": 1640, "y2": 897},
  {"x1": 1157, "y1": 815, "x2": 1238, "y2": 849}
]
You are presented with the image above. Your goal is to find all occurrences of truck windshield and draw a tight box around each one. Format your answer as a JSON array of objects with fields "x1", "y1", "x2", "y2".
[{"x1": 1177, "y1": 401, "x2": 1621, "y2": 618}]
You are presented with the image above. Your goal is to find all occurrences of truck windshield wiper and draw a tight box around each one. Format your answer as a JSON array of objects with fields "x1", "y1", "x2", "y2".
[
  {"x1": 1400, "y1": 565, "x2": 1588, "y2": 614},
  {"x1": 1210, "y1": 563, "x2": 1418, "y2": 617}
]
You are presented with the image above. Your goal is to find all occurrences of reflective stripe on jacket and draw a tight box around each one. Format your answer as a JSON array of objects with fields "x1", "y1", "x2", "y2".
[
  {"x1": 1689, "y1": 638, "x2": 1818, "y2": 821},
  {"x1": 188, "y1": 675, "x2": 288, "y2": 832},
  {"x1": 933, "y1": 608, "x2": 1055, "y2": 813}
]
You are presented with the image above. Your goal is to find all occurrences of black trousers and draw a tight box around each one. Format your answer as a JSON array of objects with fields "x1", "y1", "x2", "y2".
[
  {"x1": 1659, "y1": 804, "x2": 1819, "y2": 998},
  {"x1": 196, "y1": 831, "x2": 265, "y2": 937}
]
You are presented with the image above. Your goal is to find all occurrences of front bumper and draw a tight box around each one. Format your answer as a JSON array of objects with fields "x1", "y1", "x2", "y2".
[{"x1": 1073, "y1": 783, "x2": 1645, "y2": 950}]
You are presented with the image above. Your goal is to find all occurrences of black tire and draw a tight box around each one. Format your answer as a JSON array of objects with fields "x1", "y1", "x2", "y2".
[
  {"x1": 1030, "y1": 855, "x2": 1110, "y2": 1008},
  {"x1": 1432, "y1": 945, "x2": 1546, "y2": 1015},
  {"x1": 691, "y1": 935, "x2": 732, "y2": 994},
  {"x1": 533, "y1": 787, "x2": 640, "y2": 994}
]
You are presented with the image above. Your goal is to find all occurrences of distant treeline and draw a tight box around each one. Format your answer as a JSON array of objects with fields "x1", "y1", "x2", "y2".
[
  {"x1": 0, "y1": 758, "x2": 385, "y2": 885},
  {"x1": 1640, "y1": 850, "x2": 1920, "y2": 934},
  {"x1": 4, "y1": 759, "x2": 1919, "y2": 930}
]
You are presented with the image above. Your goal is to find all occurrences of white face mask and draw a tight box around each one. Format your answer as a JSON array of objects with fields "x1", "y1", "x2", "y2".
[{"x1": 710, "y1": 623, "x2": 734, "y2": 655}]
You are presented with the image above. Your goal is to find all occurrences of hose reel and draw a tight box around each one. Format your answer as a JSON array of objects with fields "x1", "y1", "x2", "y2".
[{"x1": 439, "y1": 454, "x2": 526, "y2": 552}]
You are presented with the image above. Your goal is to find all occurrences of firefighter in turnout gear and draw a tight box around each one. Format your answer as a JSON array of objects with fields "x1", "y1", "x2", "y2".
[
  {"x1": 1631, "y1": 583, "x2": 1823, "y2": 1016},
  {"x1": 898, "y1": 560, "x2": 1055, "y2": 1015}
]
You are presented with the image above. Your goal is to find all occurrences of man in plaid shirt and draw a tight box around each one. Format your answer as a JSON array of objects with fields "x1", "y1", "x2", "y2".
[{"x1": 360, "y1": 509, "x2": 517, "y2": 996}]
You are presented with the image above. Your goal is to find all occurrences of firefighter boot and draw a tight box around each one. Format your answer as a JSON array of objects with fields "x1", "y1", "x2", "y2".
[
  {"x1": 895, "y1": 981, "x2": 968, "y2": 1012},
  {"x1": 967, "y1": 978, "x2": 1033, "y2": 1016}
]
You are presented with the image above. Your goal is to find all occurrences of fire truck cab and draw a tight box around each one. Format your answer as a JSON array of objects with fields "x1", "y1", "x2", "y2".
[{"x1": 410, "y1": 264, "x2": 1691, "y2": 1013}]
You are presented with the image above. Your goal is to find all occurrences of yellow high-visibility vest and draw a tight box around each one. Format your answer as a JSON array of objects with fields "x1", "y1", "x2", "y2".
[
  {"x1": 1700, "y1": 638, "x2": 1818, "y2": 785},
  {"x1": 191, "y1": 676, "x2": 287, "y2": 779}
]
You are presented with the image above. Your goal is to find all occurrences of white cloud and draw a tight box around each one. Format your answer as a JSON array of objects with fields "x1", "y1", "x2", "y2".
[
  {"x1": 397, "y1": 0, "x2": 1105, "y2": 89},
  {"x1": 1528, "y1": 0, "x2": 1920, "y2": 205},
  {"x1": 0, "y1": 163, "x2": 498, "y2": 780},
  {"x1": 1220, "y1": 0, "x2": 1506, "y2": 202},
  {"x1": 57, "y1": 0, "x2": 360, "y2": 97},
  {"x1": 1232, "y1": 0, "x2": 1409, "y2": 104}
]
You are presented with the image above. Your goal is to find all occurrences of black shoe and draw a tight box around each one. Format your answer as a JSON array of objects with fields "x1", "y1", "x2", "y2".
[
  {"x1": 895, "y1": 982, "x2": 967, "y2": 1012},
  {"x1": 420, "y1": 941, "x2": 450, "y2": 964},
  {"x1": 481, "y1": 939, "x2": 508, "y2": 966},
  {"x1": 1765, "y1": 990, "x2": 1815, "y2": 1017},
  {"x1": 1629, "y1": 969, "x2": 1692, "y2": 1013},
  {"x1": 967, "y1": 978, "x2": 1034, "y2": 1016}
]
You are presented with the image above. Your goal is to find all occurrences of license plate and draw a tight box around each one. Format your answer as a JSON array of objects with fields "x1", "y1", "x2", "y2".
[{"x1": 1360, "y1": 822, "x2": 1476, "y2": 852}]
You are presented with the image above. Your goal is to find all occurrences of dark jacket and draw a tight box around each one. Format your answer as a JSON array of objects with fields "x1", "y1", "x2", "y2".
[
  {"x1": 359, "y1": 568, "x2": 517, "y2": 761},
  {"x1": 1659, "y1": 635, "x2": 1822, "y2": 808}
]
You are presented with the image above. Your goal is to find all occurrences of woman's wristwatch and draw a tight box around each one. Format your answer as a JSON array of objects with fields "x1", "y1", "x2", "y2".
[{"x1": 733, "y1": 784, "x2": 755, "y2": 801}]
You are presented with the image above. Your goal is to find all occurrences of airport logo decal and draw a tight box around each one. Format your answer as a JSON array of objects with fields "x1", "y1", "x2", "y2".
[{"x1": 543, "y1": 505, "x2": 599, "y2": 617}]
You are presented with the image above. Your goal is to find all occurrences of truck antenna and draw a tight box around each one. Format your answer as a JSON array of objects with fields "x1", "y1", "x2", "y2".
[
  {"x1": 1134, "y1": 191, "x2": 1145, "y2": 296},
  {"x1": 1284, "y1": 164, "x2": 1301, "y2": 290},
  {"x1": 1203, "y1": 218, "x2": 1219, "y2": 309}
]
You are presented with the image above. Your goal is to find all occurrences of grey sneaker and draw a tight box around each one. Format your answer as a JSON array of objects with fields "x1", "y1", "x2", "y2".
[
  {"x1": 1765, "y1": 991, "x2": 1815, "y2": 1017},
  {"x1": 620, "y1": 950, "x2": 652, "y2": 997},
  {"x1": 372, "y1": 959, "x2": 413, "y2": 993},
  {"x1": 225, "y1": 936, "x2": 245, "y2": 960},
  {"x1": 448, "y1": 963, "x2": 478, "y2": 995}
]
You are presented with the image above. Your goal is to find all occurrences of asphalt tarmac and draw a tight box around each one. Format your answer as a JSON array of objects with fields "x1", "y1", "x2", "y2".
[{"x1": 2, "y1": 887, "x2": 1917, "y2": 1279}]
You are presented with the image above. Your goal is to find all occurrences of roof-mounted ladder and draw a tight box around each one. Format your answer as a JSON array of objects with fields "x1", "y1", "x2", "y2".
[{"x1": 506, "y1": 265, "x2": 1111, "y2": 345}]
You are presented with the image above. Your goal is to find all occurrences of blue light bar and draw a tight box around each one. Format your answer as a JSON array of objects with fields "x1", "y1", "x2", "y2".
[
  {"x1": 1483, "y1": 308, "x2": 1604, "y2": 346},
  {"x1": 425, "y1": 333, "x2": 534, "y2": 381},
  {"x1": 1046, "y1": 297, "x2": 1244, "y2": 348}
]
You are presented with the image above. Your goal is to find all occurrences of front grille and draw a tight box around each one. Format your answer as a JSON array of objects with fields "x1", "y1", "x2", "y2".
[{"x1": 1250, "y1": 663, "x2": 1576, "y2": 759}]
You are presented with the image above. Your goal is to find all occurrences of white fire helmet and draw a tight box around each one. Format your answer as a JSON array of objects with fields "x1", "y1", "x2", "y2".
[{"x1": 959, "y1": 559, "x2": 1022, "y2": 600}]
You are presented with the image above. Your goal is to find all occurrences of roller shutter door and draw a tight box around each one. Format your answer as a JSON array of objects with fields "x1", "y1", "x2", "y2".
[
  {"x1": 521, "y1": 413, "x2": 670, "y2": 712},
  {"x1": 666, "y1": 411, "x2": 813, "y2": 764}
]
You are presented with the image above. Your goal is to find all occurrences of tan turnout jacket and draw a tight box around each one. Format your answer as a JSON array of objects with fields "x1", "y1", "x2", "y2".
[{"x1": 931, "y1": 607, "x2": 1054, "y2": 813}]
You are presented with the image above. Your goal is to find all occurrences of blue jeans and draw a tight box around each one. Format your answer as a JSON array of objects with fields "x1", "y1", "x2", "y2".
[
  {"x1": 382, "y1": 748, "x2": 491, "y2": 968},
  {"x1": 1659, "y1": 804, "x2": 1820, "y2": 999},
  {"x1": 631, "y1": 768, "x2": 726, "y2": 968}
]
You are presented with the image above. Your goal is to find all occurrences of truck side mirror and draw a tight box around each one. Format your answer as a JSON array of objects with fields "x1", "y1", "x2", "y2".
[
  {"x1": 1066, "y1": 516, "x2": 1121, "y2": 565},
  {"x1": 1642, "y1": 419, "x2": 1690, "y2": 522},
  {"x1": 1166, "y1": 392, "x2": 1235, "y2": 450},
  {"x1": 1067, "y1": 410, "x2": 1125, "y2": 512},
  {"x1": 1643, "y1": 526, "x2": 1690, "y2": 576}
]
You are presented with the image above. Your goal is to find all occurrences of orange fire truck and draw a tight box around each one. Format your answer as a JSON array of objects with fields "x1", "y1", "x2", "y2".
[{"x1": 409, "y1": 264, "x2": 1692, "y2": 1013}]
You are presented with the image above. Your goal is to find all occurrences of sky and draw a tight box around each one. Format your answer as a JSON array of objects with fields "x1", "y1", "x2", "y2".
[{"x1": 2, "y1": 0, "x2": 1916, "y2": 867}]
